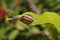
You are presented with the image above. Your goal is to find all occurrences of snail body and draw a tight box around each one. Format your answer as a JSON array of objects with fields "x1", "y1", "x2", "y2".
[{"x1": 13, "y1": 14, "x2": 34, "y2": 25}]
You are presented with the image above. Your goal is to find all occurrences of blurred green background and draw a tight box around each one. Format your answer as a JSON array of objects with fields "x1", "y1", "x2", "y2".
[{"x1": 0, "y1": 0, "x2": 60, "y2": 40}]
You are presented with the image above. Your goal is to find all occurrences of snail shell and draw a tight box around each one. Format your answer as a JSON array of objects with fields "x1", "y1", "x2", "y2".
[{"x1": 20, "y1": 14, "x2": 34, "y2": 25}]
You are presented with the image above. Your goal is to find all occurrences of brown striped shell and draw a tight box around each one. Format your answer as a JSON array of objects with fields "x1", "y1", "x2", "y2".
[{"x1": 20, "y1": 14, "x2": 34, "y2": 25}]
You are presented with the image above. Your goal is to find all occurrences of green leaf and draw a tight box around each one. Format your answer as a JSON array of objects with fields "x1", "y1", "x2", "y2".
[
  {"x1": 8, "y1": 30, "x2": 19, "y2": 40},
  {"x1": 19, "y1": 11, "x2": 60, "y2": 40},
  {"x1": 45, "y1": 23, "x2": 59, "y2": 40},
  {"x1": 16, "y1": 21, "x2": 30, "y2": 30},
  {"x1": 21, "y1": 12, "x2": 60, "y2": 33}
]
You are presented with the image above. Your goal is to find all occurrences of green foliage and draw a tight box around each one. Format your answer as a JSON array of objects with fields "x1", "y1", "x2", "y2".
[
  {"x1": 0, "y1": 0, "x2": 60, "y2": 40},
  {"x1": 16, "y1": 12, "x2": 60, "y2": 40},
  {"x1": 45, "y1": 23, "x2": 59, "y2": 40},
  {"x1": 37, "y1": 0, "x2": 60, "y2": 13}
]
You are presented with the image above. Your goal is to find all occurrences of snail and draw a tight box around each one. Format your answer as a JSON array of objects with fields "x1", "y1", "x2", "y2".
[{"x1": 13, "y1": 14, "x2": 34, "y2": 25}]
